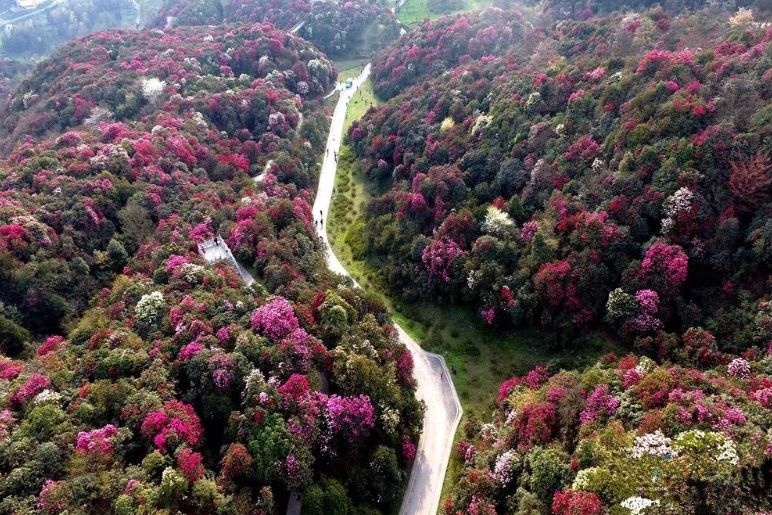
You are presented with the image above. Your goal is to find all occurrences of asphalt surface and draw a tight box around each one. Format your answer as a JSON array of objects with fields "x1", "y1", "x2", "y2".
[{"x1": 311, "y1": 65, "x2": 462, "y2": 515}]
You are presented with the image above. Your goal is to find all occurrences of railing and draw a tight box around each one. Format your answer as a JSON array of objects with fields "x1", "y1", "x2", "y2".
[{"x1": 198, "y1": 235, "x2": 253, "y2": 284}]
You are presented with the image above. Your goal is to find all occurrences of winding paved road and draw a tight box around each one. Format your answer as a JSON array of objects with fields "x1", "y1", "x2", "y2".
[{"x1": 312, "y1": 66, "x2": 462, "y2": 515}]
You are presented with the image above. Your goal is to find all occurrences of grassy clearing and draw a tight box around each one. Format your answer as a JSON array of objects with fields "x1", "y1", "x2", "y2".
[
  {"x1": 327, "y1": 142, "x2": 624, "y2": 503},
  {"x1": 397, "y1": 0, "x2": 494, "y2": 25},
  {"x1": 344, "y1": 78, "x2": 378, "y2": 130},
  {"x1": 335, "y1": 58, "x2": 369, "y2": 82}
]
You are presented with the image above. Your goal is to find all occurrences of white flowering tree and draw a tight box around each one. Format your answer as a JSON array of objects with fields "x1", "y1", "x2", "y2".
[
  {"x1": 620, "y1": 496, "x2": 660, "y2": 515},
  {"x1": 670, "y1": 430, "x2": 739, "y2": 478},
  {"x1": 141, "y1": 77, "x2": 166, "y2": 104},
  {"x1": 135, "y1": 291, "x2": 165, "y2": 327},
  {"x1": 482, "y1": 205, "x2": 516, "y2": 238},
  {"x1": 565, "y1": 426, "x2": 743, "y2": 514},
  {"x1": 661, "y1": 187, "x2": 693, "y2": 235}
]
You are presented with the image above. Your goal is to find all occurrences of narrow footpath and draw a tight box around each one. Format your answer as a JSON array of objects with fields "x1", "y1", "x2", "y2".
[{"x1": 311, "y1": 66, "x2": 463, "y2": 515}]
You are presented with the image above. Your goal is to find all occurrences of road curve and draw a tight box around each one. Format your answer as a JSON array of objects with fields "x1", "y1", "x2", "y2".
[{"x1": 312, "y1": 66, "x2": 463, "y2": 515}]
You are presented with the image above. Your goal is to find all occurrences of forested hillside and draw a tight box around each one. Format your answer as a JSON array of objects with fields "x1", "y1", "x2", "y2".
[
  {"x1": 5, "y1": 0, "x2": 772, "y2": 513},
  {"x1": 342, "y1": 5, "x2": 772, "y2": 514},
  {"x1": 351, "y1": 7, "x2": 772, "y2": 356},
  {"x1": 1, "y1": 23, "x2": 334, "y2": 327},
  {"x1": 0, "y1": 0, "x2": 148, "y2": 58},
  {"x1": 0, "y1": 24, "x2": 420, "y2": 515},
  {"x1": 0, "y1": 59, "x2": 29, "y2": 111},
  {"x1": 150, "y1": 0, "x2": 401, "y2": 57}
]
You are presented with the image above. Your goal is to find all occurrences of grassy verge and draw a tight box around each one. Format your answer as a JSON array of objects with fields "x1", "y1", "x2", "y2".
[
  {"x1": 397, "y1": 0, "x2": 494, "y2": 25},
  {"x1": 327, "y1": 141, "x2": 624, "y2": 504}
]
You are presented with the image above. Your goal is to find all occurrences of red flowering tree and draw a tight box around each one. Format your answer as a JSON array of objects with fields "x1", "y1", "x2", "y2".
[
  {"x1": 552, "y1": 490, "x2": 604, "y2": 515},
  {"x1": 141, "y1": 400, "x2": 204, "y2": 453}
]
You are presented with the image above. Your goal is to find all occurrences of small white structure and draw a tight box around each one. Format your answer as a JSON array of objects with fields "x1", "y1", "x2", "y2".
[
  {"x1": 197, "y1": 235, "x2": 254, "y2": 285},
  {"x1": 15, "y1": 0, "x2": 42, "y2": 9}
]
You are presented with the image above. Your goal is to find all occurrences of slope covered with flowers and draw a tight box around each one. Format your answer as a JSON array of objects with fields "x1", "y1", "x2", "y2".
[
  {"x1": 150, "y1": 0, "x2": 401, "y2": 57},
  {"x1": 0, "y1": 23, "x2": 420, "y2": 515},
  {"x1": 444, "y1": 353, "x2": 772, "y2": 514},
  {"x1": 370, "y1": 9, "x2": 531, "y2": 98},
  {"x1": 1, "y1": 23, "x2": 335, "y2": 152},
  {"x1": 0, "y1": 23, "x2": 334, "y2": 335},
  {"x1": 349, "y1": 6, "x2": 772, "y2": 355}
]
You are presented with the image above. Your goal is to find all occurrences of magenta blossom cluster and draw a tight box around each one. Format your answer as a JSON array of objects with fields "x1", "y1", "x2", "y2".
[
  {"x1": 580, "y1": 384, "x2": 620, "y2": 425},
  {"x1": 141, "y1": 400, "x2": 203, "y2": 453},
  {"x1": 467, "y1": 496, "x2": 496, "y2": 515},
  {"x1": 325, "y1": 394, "x2": 376, "y2": 443},
  {"x1": 37, "y1": 479, "x2": 65, "y2": 514},
  {"x1": 520, "y1": 220, "x2": 538, "y2": 242},
  {"x1": 165, "y1": 254, "x2": 190, "y2": 273},
  {"x1": 640, "y1": 243, "x2": 689, "y2": 295},
  {"x1": 636, "y1": 289, "x2": 659, "y2": 315},
  {"x1": 76, "y1": 424, "x2": 118, "y2": 455},
  {"x1": 178, "y1": 342, "x2": 205, "y2": 361},
  {"x1": 284, "y1": 453, "x2": 310, "y2": 488},
  {"x1": 727, "y1": 358, "x2": 751, "y2": 379},
  {"x1": 0, "y1": 360, "x2": 23, "y2": 380},
  {"x1": 630, "y1": 313, "x2": 663, "y2": 333},
  {"x1": 402, "y1": 435, "x2": 417, "y2": 463},
  {"x1": 209, "y1": 353, "x2": 235, "y2": 390},
  {"x1": 37, "y1": 335, "x2": 65, "y2": 357},
  {"x1": 421, "y1": 238, "x2": 468, "y2": 283},
  {"x1": 11, "y1": 374, "x2": 51, "y2": 406},
  {"x1": 250, "y1": 296, "x2": 300, "y2": 341}
]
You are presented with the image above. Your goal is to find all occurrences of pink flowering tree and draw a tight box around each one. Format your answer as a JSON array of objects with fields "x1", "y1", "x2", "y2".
[
  {"x1": 579, "y1": 384, "x2": 620, "y2": 426},
  {"x1": 37, "y1": 480, "x2": 69, "y2": 515},
  {"x1": 421, "y1": 238, "x2": 468, "y2": 284},
  {"x1": 324, "y1": 394, "x2": 376, "y2": 444},
  {"x1": 250, "y1": 296, "x2": 300, "y2": 341},
  {"x1": 176, "y1": 447, "x2": 205, "y2": 482},
  {"x1": 401, "y1": 434, "x2": 416, "y2": 464},
  {"x1": 76, "y1": 424, "x2": 118, "y2": 456},
  {"x1": 11, "y1": 374, "x2": 51, "y2": 407}
]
